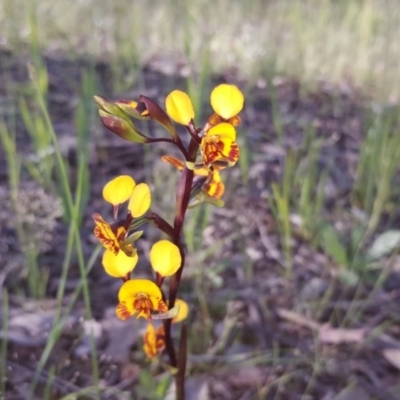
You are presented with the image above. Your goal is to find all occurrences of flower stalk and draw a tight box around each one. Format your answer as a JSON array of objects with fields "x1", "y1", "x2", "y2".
[{"x1": 92, "y1": 84, "x2": 244, "y2": 400}]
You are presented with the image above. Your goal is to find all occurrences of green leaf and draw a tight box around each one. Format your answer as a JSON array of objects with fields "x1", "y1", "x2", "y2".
[{"x1": 320, "y1": 224, "x2": 348, "y2": 267}]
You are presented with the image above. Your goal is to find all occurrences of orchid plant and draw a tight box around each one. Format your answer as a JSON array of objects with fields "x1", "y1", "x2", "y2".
[{"x1": 93, "y1": 84, "x2": 244, "y2": 399}]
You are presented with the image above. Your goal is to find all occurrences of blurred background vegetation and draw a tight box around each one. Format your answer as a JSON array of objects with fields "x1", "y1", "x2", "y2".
[
  {"x1": 1, "y1": 0, "x2": 399, "y2": 100},
  {"x1": 1, "y1": 0, "x2": 400, "y2": 399}
]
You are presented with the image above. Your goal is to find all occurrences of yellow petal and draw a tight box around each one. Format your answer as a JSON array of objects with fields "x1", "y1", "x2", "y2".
[
  {"x1": 194, "y1": 168, "x2": 209, "y2": 177},
  {"x1": 165, "y1": 90, "x2": 195, "y2": 125},
  {"x1": 210, "y1": 84, "x2": 244, "y2": 120},
  {"x1": 143, "y1": 323, "x2": 157, "y2": 358},
  {"x1": 103, "y1": 175, "x2": 136, "y2": 206},
  {"x1": 118, "y1": 279, "x2": 163, "y2": 305},
  {"x1": 128, "y1": 183, "x2": 151, "y2": 217},
  {"x1": 203, "y1": 172, "x2": 225, "y2": 199},
  {"x1": 207, "y1": 122, "x2": 236, "y2": 142},
  {"x1": 102, "y1": 249, "x2": 138, "y2": 278},
  {"x1": 172, "y1": 299, "x2": 189, "y2": 323},
  {"x1": 143, "y1": 323, "x2": 165, "y2": 358},
  {"x1": 150, "y1": 240, "x2": 181, "y2": 277}
]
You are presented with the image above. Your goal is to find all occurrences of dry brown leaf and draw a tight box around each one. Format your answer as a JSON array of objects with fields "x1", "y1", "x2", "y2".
[
  {"x1": 382, "y1": 348, "x2": 400, "y2": 370},
  {"x1": 318, "y1": 324, "x2": 366, "y2": 344},
  {"x1": 277, "y1": 308, "x2": 367, "y2": 344}
]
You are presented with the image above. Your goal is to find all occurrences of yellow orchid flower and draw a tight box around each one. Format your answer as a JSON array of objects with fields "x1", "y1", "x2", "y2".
[
  {"x1": 200, "y1": 122, "x2": 240, "y2": 167},
  {"x1": 143, "y1": 323, "x2": 165, "y2": 358},
  {"x1": 116, "y1": 279, "x2": 168, "y2": 320},
  {"x1": 150, "y1": 240, "x2": 181, "y2": 277}
]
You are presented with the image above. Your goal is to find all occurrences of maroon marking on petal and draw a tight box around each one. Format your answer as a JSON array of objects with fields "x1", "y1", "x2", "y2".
[
  {"x1": 116, "y1": 302, "x2": 131, "y2": 320},
  {"x1": 133, "y1": 294, "x2": 153, "y2": 319},
  {"x1": 228, "y1": 143, "x2": 240, "y2": 162},
  {"x1": 157, "y1": 300, "x2": 168, "y2": 313}
]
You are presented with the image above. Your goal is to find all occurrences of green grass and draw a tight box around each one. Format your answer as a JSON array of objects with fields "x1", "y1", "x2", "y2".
[
  {"x1": 25, "y1": 63, "x2": 100, "y2": 398},
  {"x1": 0, "y1": 36, "x2": 101, "y2": 393},
  {"x1": 270, "y1": 150, "x2": 296, "y2": 275},
  {"x1": 1, "y1": 0, "x2": 400, "y2": 100}
]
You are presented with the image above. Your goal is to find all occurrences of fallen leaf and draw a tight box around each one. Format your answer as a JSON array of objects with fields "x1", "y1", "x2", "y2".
[
  {"x1": 382, "y1": 348, "x2": 400, "y2": 370},
  {"x1": 368, "y1": 230, "x2": 400, "y2": 260},
  {"x1": 319, "y1": 324, "x2": 366, "y2": 344}
]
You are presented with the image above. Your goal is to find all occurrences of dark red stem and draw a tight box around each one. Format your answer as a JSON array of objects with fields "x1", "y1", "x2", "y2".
[
  {"x1": 156, "y1": 118, "x2": 200, "y2": 400},
  {"x1": 162, "y1": 133, "x2": 198, "y2": 400}
]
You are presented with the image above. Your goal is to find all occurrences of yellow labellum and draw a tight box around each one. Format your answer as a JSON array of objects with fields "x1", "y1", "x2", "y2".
[
  {"x1": 103, "y1": 175, "x2": 136, "y2": 206},
  {"x1": 206, "y1": 122, "x2": 237, "y2": 141},
  {"x1": 201, "y1": 123, "x2": 239, "y2": 165},
  {"x1": 118, "y1": 279, "x2": 161, "y2": 305},
  {"x1": 150, "y1": 240, "x2": 181, "y2": 277},
  {"x1": 128, "y1": 183, "x2": 151, "y2": 218},
  {"x1": 210, "y1": 84, "x2": 244, "y2": 120},
  {"x1": 102, "y1": 249, "x2": 138, "y2": 278},
  {"x1": 116, "y1": 279, "x2": 167, "y2": 320},
  {"x1": 165, "y1": 90, "x2": 195, "y2": 125}
]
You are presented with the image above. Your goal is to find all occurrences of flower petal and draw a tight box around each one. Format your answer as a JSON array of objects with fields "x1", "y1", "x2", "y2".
[
  {"x1": 161, "y1": 155, "x2": 185, "y2": 171},
  {"x1": 92, "y1": 213, "x2": 120, "y2": 253},
  {"x1": 150, "y1": 240, "x2": 181, "y2": 277},
  {"x1": 128, "y1": 183, "x2": 151, "y2": 218},
  {"x1": 143, "y1": 323, "x2": 157, "y2": 357},
  {"x1": 210, "y1": 84, "x2": 244, "y2": 120},
  {"x1": 143, "y1": 323, "x2": 165, "y2": 358},
  {"x1": 103, "y1": 176, "x2": 136, "y2": 206},
  {"x1": 207, "y1": 122, "x2": 236, "y2": 141},
  {"x1": 102, "y1": 249, "x2": 138, "y2": 278},
  {"x1": 162, "y1": 155, "x2": 210, "y2": 177},
  {"x1": 165, "y1": 90, "x2": 195, "y2": 125},
  {"x1": 203, "y1": 172, "x2": 225, "y2": 199},
  {"x1": 172, "y1": 299, "x2": 189, "y2": 323}
]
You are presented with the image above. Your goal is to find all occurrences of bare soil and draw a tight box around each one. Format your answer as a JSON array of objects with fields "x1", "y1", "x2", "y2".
[{"x1": 0, "y1": 50, "x2": 400, "y2": 400}]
